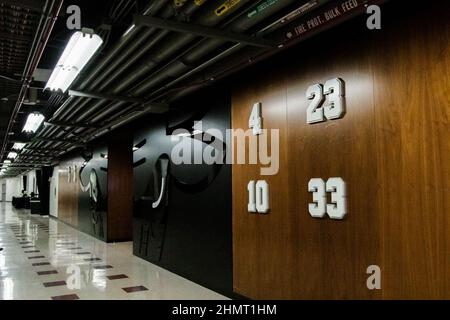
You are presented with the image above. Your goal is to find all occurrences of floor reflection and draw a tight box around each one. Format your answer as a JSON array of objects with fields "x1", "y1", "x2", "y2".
[{"x1": 0, "y1": 202, "x2": 226, "y2": 300}]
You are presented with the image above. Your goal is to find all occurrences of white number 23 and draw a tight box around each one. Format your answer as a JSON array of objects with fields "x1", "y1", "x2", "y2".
[{"x1": 306, "y1": 78, "x2": 345, "y2": 124}]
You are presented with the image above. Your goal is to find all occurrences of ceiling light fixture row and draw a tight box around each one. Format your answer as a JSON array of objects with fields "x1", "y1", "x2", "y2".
[
  {"x1": 45, "y1": 28, "x2": 103, "y2": 93},
  {"x1": 12, "y1": 29, "x2": 104, "y2": 166}
]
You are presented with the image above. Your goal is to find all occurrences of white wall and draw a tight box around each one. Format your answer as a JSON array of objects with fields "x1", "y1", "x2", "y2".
[
  {"x1": 0, "y1": 170, "x2": 39, "y2": 202},
  {"x1": 0, "y1": 176, "x2": 22, "y2": 202},
  {"x1": 26, "y1": 170, "x2": 37, "y2": 195},
  {"x1": 49, "y1": 166, "x2": 59, "y2": 217}
]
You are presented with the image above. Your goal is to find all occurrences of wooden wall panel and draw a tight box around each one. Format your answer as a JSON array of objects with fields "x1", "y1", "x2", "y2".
[
  {"x1": 57, "y1": 163, "x2": 80, "y2": 227},
  {"x1": 107, "y1": 132, "x2": 133, "y2": 242},
  {"x1": 55, "y1": 151, "x2": 108, "y2": 241},
  {"x1": 232, "y1": 69, "x2": 293, "y2": 299},
  {"x1": 285, "y1": 29, "x2": 380, "y2": 300},
  {"x1": 372, "y1": 4, "x2": 450, "y2": 299},
  {"x1": 232, "y1": 2, "x2": 449, "y2": 299},
  {"x1": 55, "y1": 142, "x2": 132, "y2": 243}
]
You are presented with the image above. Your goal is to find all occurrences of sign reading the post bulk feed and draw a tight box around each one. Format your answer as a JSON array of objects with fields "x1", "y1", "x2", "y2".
[{"x1": 286, "y1": 0, "x2": 364, "y2": 40}]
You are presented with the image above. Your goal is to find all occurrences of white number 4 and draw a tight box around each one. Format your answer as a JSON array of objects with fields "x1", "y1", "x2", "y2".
[
  {"x1": 306, "y1": 78, "x2": 345, "y2": 124},
  {"x1": 249, "y1": 102, "x2": 263, "y2": 135},
  {"x1": 308, "y1": 177, "x2": 347, "y2": 220}
]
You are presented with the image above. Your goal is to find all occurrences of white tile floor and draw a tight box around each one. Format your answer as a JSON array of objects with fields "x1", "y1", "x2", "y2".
[{"x1": 0, "y1": 203, "x2": 227, "y2": 300}]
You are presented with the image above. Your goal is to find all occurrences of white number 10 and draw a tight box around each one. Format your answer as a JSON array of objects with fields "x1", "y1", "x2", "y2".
[{"x1": 248, "y1": 180, "x2": 270, "y2": 214}]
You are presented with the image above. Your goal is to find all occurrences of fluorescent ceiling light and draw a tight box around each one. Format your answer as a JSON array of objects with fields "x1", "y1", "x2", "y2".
[
  {"x1": 45, "y1": 29, "x2": 103, "y2": 93},
  {"x1": 23, "y1": 113, "x2": 45, "y2": 133},
  {"x1": 12, "y1": 143, "x2": 26, "y2": 151},
  {"x1": 3, "y1": 160, "x2": 11, "y2": 166},
  {"x1": 7, "y1": 152, "x2": 18, "y2": 159}
]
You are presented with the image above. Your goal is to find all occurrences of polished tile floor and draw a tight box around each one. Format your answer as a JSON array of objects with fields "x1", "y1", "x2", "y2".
[{"x1": 0, "y1": 203, "x2": 227, "y2": 300}]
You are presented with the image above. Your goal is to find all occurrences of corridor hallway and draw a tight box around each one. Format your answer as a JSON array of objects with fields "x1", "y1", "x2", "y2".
[{"x1": 0, "y1": 203, "x2": 226, "y2": 300}]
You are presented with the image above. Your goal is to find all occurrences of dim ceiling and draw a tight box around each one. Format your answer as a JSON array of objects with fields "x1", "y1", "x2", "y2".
[{"x1": 0, "y1": 0, "x2": 337, "y2": 176}]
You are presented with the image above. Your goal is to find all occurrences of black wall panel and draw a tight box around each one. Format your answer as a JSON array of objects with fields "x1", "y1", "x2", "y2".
[
  {"x1": 132, "y1": 88, "x2": 232, "y2": 296},
  {"x1": 59, "y1": 147, "x2": 108, "y2": 241},
  {"x1": 78, "y1": 148, "x2": 108, "y2": 241}
]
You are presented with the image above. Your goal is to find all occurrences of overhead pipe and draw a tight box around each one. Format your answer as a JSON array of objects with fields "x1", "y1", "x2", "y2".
[
  {"x1": 33, "y1": 0, "x2": 306, "y2": 157},
  {"x1": 30, "y1": 0, "x2": 173, "y2": 154},
  {"x1": 58, "y1": 0, "x2": 311, "y2": 145},
  {"x1": 34, "y1": 0, "x2": 173, "y2": 154},
  {"x1": 6, "y1": 0, "x2": 63, "y2": 152},
  {"x1": 22, "y1": 0, "x2": 304, "y2": 158},
  {"x1": 79, "y1": 0, "x2": 375, "y2": 144},
  {"x1": 62, "y1": 1, "x2": 205, "y2": 124},
  {"x1": 42, "y1": 0, "x2": 201, "y2": 147},
  {"x1": 132, "y1": 15, "x2": 276, "y2": 47},
  {"x1": 72, "y1": 0, "x2": 299, "y2": 125},
  {"x1": 167, "y1": 0, "x2": 385, "y2": 101},
  {"x1": 28, "y1": 0, "x2": 331, "y2": 161},
  {"x1": 52, "y1": 0, "x2": 170, "y2": 121},
  {"x1": 64, "y1": 0, "x2": 258, "y2": 127},
  {"x1": 38, "y1": 0, "x2": 173, "y2": 151},
  {"x1": 0, "y1": 0, "x2": 64, "y2": 162}
]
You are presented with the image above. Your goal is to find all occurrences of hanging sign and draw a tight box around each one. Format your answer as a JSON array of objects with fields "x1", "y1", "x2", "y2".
[{"x1": 285, "y1": 0, "x2": 387, "y2": 42}]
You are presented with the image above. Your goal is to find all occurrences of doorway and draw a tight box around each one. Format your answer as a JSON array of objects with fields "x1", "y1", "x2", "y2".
[{"x1": 1, "y1": 183, "x2": 6, "y2": 202}]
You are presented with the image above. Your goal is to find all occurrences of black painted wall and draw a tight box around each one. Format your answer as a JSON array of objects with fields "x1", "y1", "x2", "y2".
[
  {"x1": 59, "y1": 147, "x2": 108, "y2": 241},
  {"x1": 36, "y1": 167, "x2": 52, "y2": 215},
  {"x1": 132, "y1": 88, "x2": 233, "y2": 296},
  {"x1": 78, "y1": 148, "x2": 108, "y2": 241}
]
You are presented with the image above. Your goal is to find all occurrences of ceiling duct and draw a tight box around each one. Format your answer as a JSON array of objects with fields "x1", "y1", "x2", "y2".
[
  {"x1": 23, "y1": 87, "x2": 40, "y2": 105},
  {"x1": 4, "y1": 0, "x2": 388, "y2": 172}
]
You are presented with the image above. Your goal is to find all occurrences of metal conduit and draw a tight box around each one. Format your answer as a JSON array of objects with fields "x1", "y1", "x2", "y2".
[
  {"x1": 32, "y1": 0, "x2": 171, "y2": 151},
  {"x1": 43, "y1": 0, "x2": 291, "y2": 154},
  {"x1": 57, "y1": 0, "x2": 298, "y2": 145},
  {"x1": 44, "y1": 1, "x2": 206, "y2": 143},
  {"x1": 39, "y1": 0, "x2": 178, "y2": 149},
  {"x1": 61, "y1": 0, "x2": 253, "y2": 125},
  {"x1": 51, "y1": 0, "x2": 169, "y2": 121},
  {"x1": 74, "y1": 1, "x2": 334, "y2": 144},
  {"x1": 31, "y1": 0, "x2": 330, "y2": 161},
  {"x1": 0, "y1": 0, "x2": 63, "y2": 162},
  {"x1": 62, "y1": 2, "x2": 207, "y2": 124},
  {"x1": 72, "y1": 0, "x2": 294, "y2": 125}
]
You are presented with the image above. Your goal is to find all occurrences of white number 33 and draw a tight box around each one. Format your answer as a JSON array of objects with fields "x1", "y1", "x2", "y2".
[{"x1": 308, "y1": 177, "x2": 347, "y2": 220}]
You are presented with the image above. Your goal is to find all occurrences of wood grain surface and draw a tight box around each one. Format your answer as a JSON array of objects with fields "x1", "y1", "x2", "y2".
[{"x1": 232, "y1": 1, "x2": 449, "y2": 299}]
